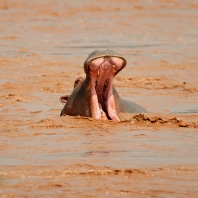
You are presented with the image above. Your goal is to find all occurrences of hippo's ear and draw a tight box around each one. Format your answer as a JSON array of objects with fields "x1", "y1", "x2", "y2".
[
  {"x1": 60, "y1": 95, "x2": 70, "y2": 103},
  {"x1": 74, "y1": 77, "x2": 84, "y2": 88}
]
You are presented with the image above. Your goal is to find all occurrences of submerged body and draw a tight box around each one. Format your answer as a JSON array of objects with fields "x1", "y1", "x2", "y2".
[{"x1": 60, "y1": 50, "x2": 147, "y2": 121}]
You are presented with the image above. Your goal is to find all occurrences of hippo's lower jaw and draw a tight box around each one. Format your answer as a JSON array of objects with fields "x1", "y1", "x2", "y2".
[
  {"x1": 87, "y1": 56, "x2": 125, "y2": 121},
  {"x1": 90, "y1": 75, "x2": 119, "y2": 121}
]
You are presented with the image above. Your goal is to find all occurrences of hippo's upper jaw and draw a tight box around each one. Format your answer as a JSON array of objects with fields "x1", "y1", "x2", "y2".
[{"x1": 85, "y1": 55, "x2": 126, "y2": 121}]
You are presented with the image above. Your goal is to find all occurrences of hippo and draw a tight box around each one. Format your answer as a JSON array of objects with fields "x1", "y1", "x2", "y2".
[{"x1": 60, "y1": 50, "x2": 147, "y2": 121}]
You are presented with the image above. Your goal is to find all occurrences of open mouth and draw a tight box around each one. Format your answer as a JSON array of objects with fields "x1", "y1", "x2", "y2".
[{"x1": 86, "y1": 56, "x2": 126, "y2": 121}]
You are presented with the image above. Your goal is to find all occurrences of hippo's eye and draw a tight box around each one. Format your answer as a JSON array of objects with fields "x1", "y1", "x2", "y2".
[
  {"x1": 89, "y1": 57, "x2": 104, "y2": 71},
  {"x1": 110, "y1": 57, "x2": 124, "y2": 70}
]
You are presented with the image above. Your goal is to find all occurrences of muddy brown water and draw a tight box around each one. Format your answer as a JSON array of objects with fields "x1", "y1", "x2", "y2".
[{"x1": 0, "y1": 0, "x2": 198, "y2": 197}]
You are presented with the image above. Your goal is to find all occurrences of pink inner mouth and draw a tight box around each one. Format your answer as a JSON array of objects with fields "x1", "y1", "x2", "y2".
[{"x1": 87, "y1": 56, "x2": 125, "y2": 121}]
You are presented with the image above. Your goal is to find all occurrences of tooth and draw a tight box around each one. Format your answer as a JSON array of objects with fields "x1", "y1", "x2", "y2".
[
  {"x1": 97, "y1": 70, "x2": 100, "y2": 75},
  {"x1": 112, "y1": 65, "x2": 115, "y2": 68}
]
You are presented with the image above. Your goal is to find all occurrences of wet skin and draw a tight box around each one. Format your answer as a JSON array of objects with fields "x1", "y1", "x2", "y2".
[{"x1": 60, "y1": 50, "x2": 147, "y2": 121}]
